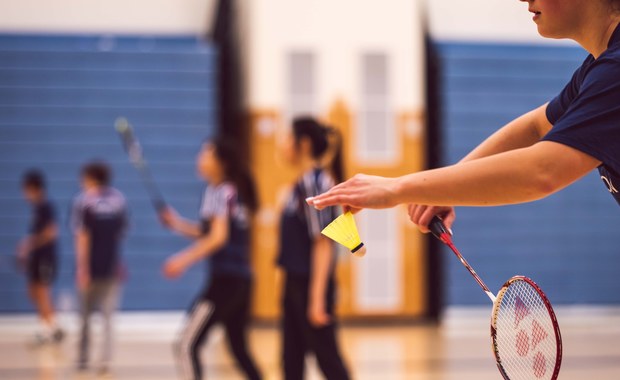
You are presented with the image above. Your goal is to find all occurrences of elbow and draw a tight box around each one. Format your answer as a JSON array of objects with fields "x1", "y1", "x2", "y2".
[
  {"x1": 210, "y1": 239, "x2": 226, "y2": 252},
  {"x1": 531, "y1": 167, "x2": 563, "y2": 199},
  {"x1": 207, "y1": 233, "x2": 229, "y2": 252},
  {"x1": 49, "y1": 225, "x2": 59, "y2": 239}
]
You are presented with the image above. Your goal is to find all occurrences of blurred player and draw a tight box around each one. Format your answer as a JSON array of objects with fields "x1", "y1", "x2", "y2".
[
  {"x1": 71, "y1": 161, "x2": 128, "y2": 374},
  {"x1": 159, "y1": 138, "x2": 262, "y2": 380},
  {"x1": 17, "y1": 169, "x2": 65, "y2": 345},
  {"x1": 308, "y1": 0, "x2": 620, "y2": 232},
  {"x1": 276, "y1": 117, "x2": 350, "y2": 380}
]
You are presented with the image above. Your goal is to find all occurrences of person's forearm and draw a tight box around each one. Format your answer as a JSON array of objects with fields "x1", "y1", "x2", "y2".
[
  {"x1": 31, "y1": 224, "x2": 58, "y2": 249},
  {"x1": 176, "y1": 235, "x2": 225, "y2": 267},
  {"x1": 75, "y1": 230, "x2": 90, "y2": 274},
  {"x1": 460, "y1": 104, "x2": 551, "y2": 163},
  {"x1": 394, "y1": 142, "x2": 597, "y2": 207},
  {"x1": 170, "y1": 217, "x2": 202, "y2": 238},
  {"x1": 310, "y1": 238, "x2": 333, "y2": 307}
]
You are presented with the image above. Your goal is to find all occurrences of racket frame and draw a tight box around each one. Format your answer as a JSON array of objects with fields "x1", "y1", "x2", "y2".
[
  {"x1": 115, "y1": 118, "x2": 166, "y2": 212},
  {"x1": 429, "y1": 216, "x2": 562, "y2": 380},
  {"x1": 491, "y1": 275, "x2": 563, "y2": 380}
]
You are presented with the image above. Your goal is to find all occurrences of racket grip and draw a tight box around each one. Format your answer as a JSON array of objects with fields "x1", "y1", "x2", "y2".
[{"x1": 429, "y1": 216, "x2": 451, "y2": 242}]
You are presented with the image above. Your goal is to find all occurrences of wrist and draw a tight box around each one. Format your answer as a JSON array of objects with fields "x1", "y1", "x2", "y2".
[
  {"x1": 391, "y1": 176, "x2": 409, "y2": 205},
  {"x1": 178, "y1": 251, "x2": 194, "y2": 267},
  {"x1": 310, "y1": 290, "x2": 325, "y2": 304}
]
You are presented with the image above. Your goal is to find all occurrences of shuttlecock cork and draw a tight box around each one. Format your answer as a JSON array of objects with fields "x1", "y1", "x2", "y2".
[{"x1": 321, "y1": 212, "x2": 367, "y2": 258}]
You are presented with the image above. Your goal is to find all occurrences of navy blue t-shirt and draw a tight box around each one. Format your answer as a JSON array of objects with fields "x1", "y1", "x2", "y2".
[
  {"x1": 30, "y1": 201, "x2": 57, "y2": 258},
  {"x1": 277, "y1": 168, "x2": 338, "y2": 276},
  {"x1": 71, "y1": 187, "x2": 128, "y2": 279},
  {"x1": 543, "y1": 23, "x2": 620, "y2": 206},
  {"x1": 200, "y1": 182, "x2": 252, "y2": 278}
]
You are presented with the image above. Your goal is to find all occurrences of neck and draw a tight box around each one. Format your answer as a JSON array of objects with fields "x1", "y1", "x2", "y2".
[
  {"x1": 574, "y1": 16, "x2": 620, "y2": 58},
  {"x1": 209, "y1": 175, "x2": 225, "y2": 185},
  {"x1": 298, "y1": 155, "x2": 319, "y2": 175},
  {"x1": 88, "y1": 185, "x2": 104, "y2": 194}
]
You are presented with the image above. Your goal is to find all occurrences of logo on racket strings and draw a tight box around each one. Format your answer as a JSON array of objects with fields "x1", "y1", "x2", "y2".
[{"x1": 514, "y1": 296, "x2": 550, "y2": 378}]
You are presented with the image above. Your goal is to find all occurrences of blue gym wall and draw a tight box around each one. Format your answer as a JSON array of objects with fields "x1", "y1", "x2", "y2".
[
  {"x1": 438, "y1": 42, "x2": 620, "y2": 306},
  {"x1": 0, "y1": 34, "x2": 217, "y2": 312}
]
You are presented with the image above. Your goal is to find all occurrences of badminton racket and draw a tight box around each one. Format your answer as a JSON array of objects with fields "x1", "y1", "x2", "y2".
[
  {"x1": 114, "y1": 117, "x2": 166, "y2": 212},
  {"x1": 429, "y1": 216, "x2": 562, "y2": 380}
]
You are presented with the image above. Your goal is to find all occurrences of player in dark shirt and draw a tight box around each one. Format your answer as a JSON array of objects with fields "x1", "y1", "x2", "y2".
[
  {"x1": 159, "y1": 138, "x2": 262, "y2": 380},
  {"x1": 277, "y1": 117, "x2": 350, "y2": 380},
  {"x1": 71, "y1": 161, "x2": 127, "y2": 374},
  {"x1": 18, "y1": 170, "x2": 64, "y2": 345},
  {"x1": 308, "y1": 0, "x2": 620, "y2": 232}
]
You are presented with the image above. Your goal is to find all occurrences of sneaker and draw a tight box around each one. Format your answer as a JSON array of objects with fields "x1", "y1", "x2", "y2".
[
  {"x1": 97, "y1": 365, "x2": 112, "y2": 378},
  {"x1": 52, "y1": 328, "x2": 66, "y2": 343},
  {"x1": 26, "y1": 333, "x2": 51, "y2": 348},
  {"x1": 76, "y1": 360, "x2": 89, "y2": 372}
]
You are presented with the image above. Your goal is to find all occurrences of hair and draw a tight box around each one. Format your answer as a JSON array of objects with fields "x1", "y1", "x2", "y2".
[
  {"x1": 22, "y1": 169, "x2": 46, "y2": 190},
  {"x1": 292, "y1": 116, "x2": 345, "y2": 183},
  {"x1": 81, "y1": 161, "x2": 111, "y2": 186},
  {"x1": 211, "y1": 137, "x2": 259, "y2": 214}
]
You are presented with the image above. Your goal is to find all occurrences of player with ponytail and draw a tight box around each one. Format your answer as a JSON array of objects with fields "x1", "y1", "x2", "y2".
[
  {"x1": 159, "y1": 137, "x2": 262, "y2": 380},
  {"x1": 276, "y1": 116, "x2": 350, "y2": 380}
]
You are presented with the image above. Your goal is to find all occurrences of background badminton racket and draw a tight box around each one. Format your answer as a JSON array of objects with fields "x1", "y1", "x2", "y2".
[
  {"x1": 114, "y1": 117, "x2": 166, "y2": 212},
  {"x1": 429, "y1": 216, "x2": 562, "y2": 380}
]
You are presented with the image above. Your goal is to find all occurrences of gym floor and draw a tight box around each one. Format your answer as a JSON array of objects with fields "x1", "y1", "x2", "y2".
[{"x1": 1, "y1": 308, "x2": 619, "y2": 380}]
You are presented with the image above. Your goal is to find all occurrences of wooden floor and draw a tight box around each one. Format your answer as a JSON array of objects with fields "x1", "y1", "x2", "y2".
[{"x1": 1, "y1": 307, "x2": 619, "y2": 379}]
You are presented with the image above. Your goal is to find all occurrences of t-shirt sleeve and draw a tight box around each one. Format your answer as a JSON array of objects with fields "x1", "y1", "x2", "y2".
[
  {"x1": 70, "y1": 196, "x2": 85, "y2": 233},
  {"x1": 542, "y1": 58, "x2": 620, "y2": 170},
  {"x1": 546, "y1": 63, "x2": 586, "y2": 125},
  {"x1": 302, "y1": 172, "x2": 337, "y2": 238},
  {"x1": 200, "y1": 185, "x2": 234, "y2": 219}
]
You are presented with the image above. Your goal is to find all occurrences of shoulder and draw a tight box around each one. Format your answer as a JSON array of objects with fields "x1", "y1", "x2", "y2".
[
  {"x1": 209, "y1": 182, "x2": 237, "y2": 200},
  {"x1": 314, "y1": 169, "x2": 336, "y2": 191},
  {"x1": 105, "y1": 187, "x2": 127, "y2": 206},
  {"x1": 298, "y1": 168, "x2": 335, "y2": 197},
  {"x1": 582, "y1": 53, "x2": 620, "y2": 81},
  {"x1": 40, "y1": 200, "x2": 55, "y2": 212},
  {"x1": 72, "y1": 192, "x2": 88, "y2": 208}
]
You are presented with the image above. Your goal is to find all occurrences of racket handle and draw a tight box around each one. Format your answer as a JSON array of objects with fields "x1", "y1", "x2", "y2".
[{"x1": 429, "y1": 216, "x2": 451, "y2": 242}]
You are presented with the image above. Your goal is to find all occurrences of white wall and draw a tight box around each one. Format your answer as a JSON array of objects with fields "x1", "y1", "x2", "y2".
[
  {"x1": 0, "y1": 0, "x2": 215, "y2": 35},
  {"x1": 243, "y1": 0, "x2": 424, "y2": 112},
  {"x1": 427, "y1": 0, "x2": 575, "y2": 45}
]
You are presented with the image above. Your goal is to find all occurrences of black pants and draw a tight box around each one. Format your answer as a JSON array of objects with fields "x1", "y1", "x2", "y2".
[
  {"x1": 175, "y1": 275, "x2": 261, "y2": 380},
  {"x1": 282, "y1": 274, "x2": 350, "y2": 380}
]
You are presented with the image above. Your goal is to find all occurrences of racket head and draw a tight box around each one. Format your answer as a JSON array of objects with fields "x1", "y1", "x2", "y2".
[
  {"x1": 114, "y1": 117, "x2": 146, "y2": 168},
  {"x1": 491, "y1": 276, "x2": 562, "y2": 380}
]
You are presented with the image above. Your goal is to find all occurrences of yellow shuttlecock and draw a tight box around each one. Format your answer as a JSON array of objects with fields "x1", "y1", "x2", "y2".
[{"x1": 321, "y1": 212, "x2": 367, "y2": 258}]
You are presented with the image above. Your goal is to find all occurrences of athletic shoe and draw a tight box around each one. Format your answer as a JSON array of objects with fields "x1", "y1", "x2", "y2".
[
  {"x1": 52, "y1": 328, "x2": 66, "y2": 343},
  {"x1": 97, "y1": 365, "x2": 112, "y2": 378}
]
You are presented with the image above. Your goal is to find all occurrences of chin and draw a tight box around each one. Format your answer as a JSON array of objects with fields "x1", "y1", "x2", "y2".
[{"x1": 536, "y1": 25, "x2": 566, "y2": 40}]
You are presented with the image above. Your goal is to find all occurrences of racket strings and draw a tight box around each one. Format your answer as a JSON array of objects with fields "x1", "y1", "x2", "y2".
[{"x1": 494, "y1": 280, "x2": 559, "y2": 380}]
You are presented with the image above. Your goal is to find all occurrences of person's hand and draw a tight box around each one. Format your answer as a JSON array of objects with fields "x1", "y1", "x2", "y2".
[
  {"x1": 162, "y1": 254, "x2": 189, "y2": 279},
  {"x1": 407, "y1": 205, "x2": 455, "y2": 234},
  {"x1": 306, "y1": 174, "x2": 400, "y2": 213},
  {"x1": 308, "y1": 298, "x2": 331, "y2": 327},
  {"x1": 76, "y1": 268, "x2": 90, "y2": 292},
  {"x1": 158, "y1": 207, "x2": 179, "y2": 229}
]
